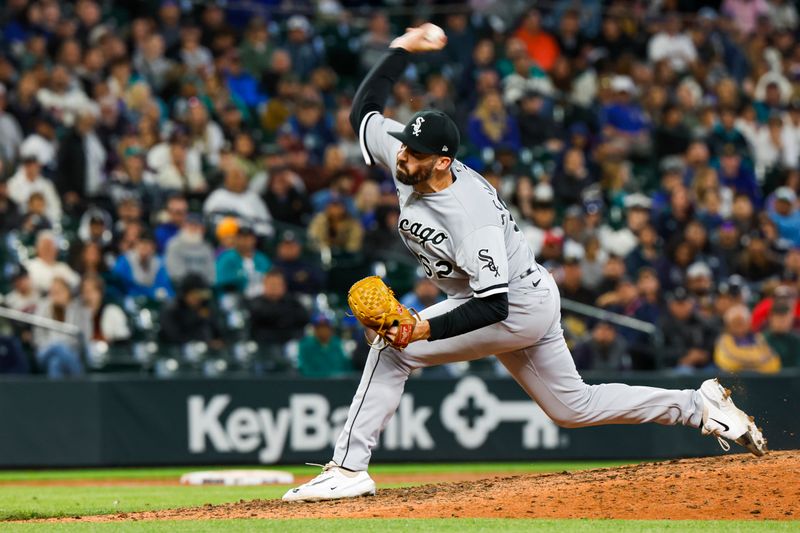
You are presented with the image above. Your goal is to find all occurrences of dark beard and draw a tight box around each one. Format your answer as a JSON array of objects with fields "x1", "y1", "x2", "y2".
[{"x1": 396, "y1": 162, "x2": 433, "y2": 185}]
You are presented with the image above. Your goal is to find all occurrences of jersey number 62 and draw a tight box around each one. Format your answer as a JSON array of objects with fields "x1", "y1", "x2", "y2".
[{"x1": 417, "y1": 253, "x2": 453, "y2": 279}]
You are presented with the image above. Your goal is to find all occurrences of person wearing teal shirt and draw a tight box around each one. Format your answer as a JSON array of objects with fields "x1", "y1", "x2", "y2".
[
  {"x1": 215, "y1": 226, "x2": 270, "y2": 298},
  {"x1": 298, "y1": 314, "x2": 351, "y2": 378}
]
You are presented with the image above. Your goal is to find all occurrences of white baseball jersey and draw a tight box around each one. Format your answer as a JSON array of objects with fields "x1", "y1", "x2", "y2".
[{"x1": 359, "y1": 111, "x2": 538, "y2": 302}]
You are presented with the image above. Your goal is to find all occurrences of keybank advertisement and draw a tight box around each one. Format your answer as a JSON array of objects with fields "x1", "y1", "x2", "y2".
[
  {"x1": 4, "y1": 374, "x2": 797, "y2": 466},
  {"x1": 187, "y1": 377, "x2": 564, "y2": 464}
]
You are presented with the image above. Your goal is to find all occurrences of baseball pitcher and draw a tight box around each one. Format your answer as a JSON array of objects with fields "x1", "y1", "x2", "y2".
[{"x1": 283, "y1": 24, "x2": 766, "y2": 502}]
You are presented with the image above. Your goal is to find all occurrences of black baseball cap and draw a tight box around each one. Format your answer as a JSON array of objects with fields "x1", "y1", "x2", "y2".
[{"x1": 388, "y1": 110, "x2": 460, "y2": 157}]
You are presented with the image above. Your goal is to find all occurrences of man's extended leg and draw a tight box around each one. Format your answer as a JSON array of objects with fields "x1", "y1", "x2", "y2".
[{"x1": 496, "y1": 272, "x2": 765, "y2": 455}]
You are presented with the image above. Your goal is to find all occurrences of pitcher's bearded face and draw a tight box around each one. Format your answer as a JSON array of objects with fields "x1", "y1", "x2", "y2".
[{"x1": 396, "y1": 145, "x2": 436, "y2": 185}]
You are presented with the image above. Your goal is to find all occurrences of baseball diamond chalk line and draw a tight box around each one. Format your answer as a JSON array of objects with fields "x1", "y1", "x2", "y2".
[{"x1": 23, "y1": 450, "x2": 800, "y2": 522}]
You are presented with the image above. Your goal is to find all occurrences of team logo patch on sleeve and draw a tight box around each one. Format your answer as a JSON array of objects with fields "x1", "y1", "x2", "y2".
[{"x1": 478, "y1": 249, "x2": 500, "y2": 278}]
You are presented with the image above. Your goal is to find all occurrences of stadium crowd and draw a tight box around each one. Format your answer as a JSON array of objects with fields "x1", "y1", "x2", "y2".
[{"x1": 0, "y1": 0, "x2": 799, "y2": 378}]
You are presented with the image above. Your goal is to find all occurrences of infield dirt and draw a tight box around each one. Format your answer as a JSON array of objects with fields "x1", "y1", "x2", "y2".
[{"x1": 39, "y1": 450, "x2": 800, "y2": 522}]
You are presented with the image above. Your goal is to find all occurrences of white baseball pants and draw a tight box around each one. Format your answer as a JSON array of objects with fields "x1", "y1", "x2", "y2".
[{"x1": 332, "y1": 270, "x2": 704, "y2": 471}]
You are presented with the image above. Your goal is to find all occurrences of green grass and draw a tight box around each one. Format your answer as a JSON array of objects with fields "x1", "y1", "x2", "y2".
[
  {"x1": 1, "y1": 519, "x2": 795, "y2": 533},
  {"x1": 0, "y1": 461, "x2": 636, "y2": 522},
  {"x1": 0, "y1": 460, "x2": 637, "y2": 482}
]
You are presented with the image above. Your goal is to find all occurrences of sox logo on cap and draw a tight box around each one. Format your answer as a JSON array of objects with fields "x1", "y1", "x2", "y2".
[{"x1": 412, "y1": 116, "x2": 425, "y2": 136}]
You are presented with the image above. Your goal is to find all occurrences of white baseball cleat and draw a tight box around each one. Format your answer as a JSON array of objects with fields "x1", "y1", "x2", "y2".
[
  {"x1": 282, "y1": 462, "x2": 376, "y2": 502},
  {"x1": 698, "y1": 378, "x2": 767, "y2": 457}
]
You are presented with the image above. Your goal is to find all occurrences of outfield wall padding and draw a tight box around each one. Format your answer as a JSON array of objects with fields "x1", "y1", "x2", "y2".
[{"x1": 1, "y1": 373, "x2": 797, "y2": 467}]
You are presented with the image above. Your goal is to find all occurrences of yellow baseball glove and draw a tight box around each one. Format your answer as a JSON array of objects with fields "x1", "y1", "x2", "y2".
[{"x1": 347, "y1": 276, "x2": 417, "y2": 349}]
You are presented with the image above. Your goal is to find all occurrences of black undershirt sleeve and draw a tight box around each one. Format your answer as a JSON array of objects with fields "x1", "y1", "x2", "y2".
[
  {"x1": 427, "y1": 292, "x2": 509, "y2": 341},
  {"x1": 349, "y1": 48, "x2": 411, "y2": 132}
]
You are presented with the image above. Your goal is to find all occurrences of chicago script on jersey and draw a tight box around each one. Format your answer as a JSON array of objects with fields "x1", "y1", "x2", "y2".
[{"x1": 399, "y1": 218, "x2": 449, "y2": 247}]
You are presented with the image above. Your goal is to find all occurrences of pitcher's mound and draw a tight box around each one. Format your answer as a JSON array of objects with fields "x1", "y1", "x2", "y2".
[{"x1": 67, "y1": 450, "x2": 800, "y2": 522}]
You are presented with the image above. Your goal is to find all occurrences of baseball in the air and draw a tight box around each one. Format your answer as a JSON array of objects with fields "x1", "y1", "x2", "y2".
[{"x1": 424, "y1": 24, "x2": 446, "y2": 44}]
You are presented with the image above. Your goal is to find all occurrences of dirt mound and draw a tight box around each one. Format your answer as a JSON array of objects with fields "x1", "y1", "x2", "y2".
[{"x1": 45, "y1": 450, "x2": 800, "y2": 522}]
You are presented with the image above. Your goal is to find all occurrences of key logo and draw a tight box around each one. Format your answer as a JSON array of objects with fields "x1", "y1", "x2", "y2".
[
  {"x1": 440, "y1": 377, "x2": 562, "y2": 449},
  {"x1": 412, "y1": 116, "x2": 425, "y2": 136},
  {"x1": 478, "y1": 249, "x2": 499, "y2": 278}
]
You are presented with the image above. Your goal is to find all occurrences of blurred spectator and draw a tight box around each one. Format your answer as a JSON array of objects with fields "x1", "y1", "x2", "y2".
[
  {"x1": 600, "y1": 193, "x2": 651, "y2": 258},
  {"x1": 572, "y1": 321, "x2": 632, "y2": 371},
  {"x1": 71, "y1": 240, "x2": 113, "y2": 290},
  {"x1": 751, "y1": 285, "x2": 800, "y2": 332},
  {"x1": 223, "y1": 50, "x2": 266, "y2": 110},
  {"x1": 272, "y1": 231, "x2": 324, "y2": 295},
  {"x1": 3, "y1": 269, "x2": 38, "y2": 315},
  {"x1": 111, "y1": 231, "x2": 173, "y2": 300},
  {"x1": 238, "y1": 18, "x2": 274, "y2": 77},
  {"x1": 515, "y1": 8, "x2": 560, "y2": 72},
  {"x1": 8, "y1": 155, "x2": 62, "y2": 223},
  {"x1": 79, "y1": 276, "x2": 130, "y2": 344},
  {"x1": 0, "y1": 83, "x2": 23, "y2": 164},
  {"x1": 307, "y1": 197, "x2": 364, "y2": 253},
  {"x1": 298, "y1": 313, "x2": 350, "y2": 378},
  {"x1": 0, "y1": 335, "x2": 29, "y2": 374},
  {"x1": 722, "y1": 0, "x2": 769, "y2": 35},
  {"x1": 768, "y1": 187, "x2": 800, "y2": 246},
  {"x1": 214, "y1": 216, "x2": 238, "y2": 253},
  {"x1": 624, "y1": 223, "x2": 660, "y2": 274},
  {"x1": 179, "y1": 24, "x2": 214, "y2": 75},
  {"x1": 647, "y1": 13, "x2": 697, "y2": 72},
  {"x1": 56, "y1": 108, "x2": 107, "y2": 212},
  {"x1": 708, "y1": 110, "x2": 750, "y2": 159},
  {"x1": 25, "y1": 231, "x2": 80, "y2": 295},
  {"x1": 752, "y1": 114, "x2": 798, "y2": 181},
  {"x1": 523, "y1": 188, "x2": 558, "y2": 257},
  {"x1": 132, "y1": 34, "x2": 175, "y2": 93},
  {"x1": 558, "y1": 251, "x2": 596, "y2": 305},
  {"x1": 763, "y1": 295, "x2": 800, "y2": 368},
  {"x1": 165, "y1": 214, "x2": 216, "y2": 287},
  {"x1": 203, "y1": 161, "x2": 273, "y2": 237},
  {"x1": 264, "y1": 166, "x2": 312, "y2": 227},
  {"x1": 735, "y1": 231, "x2": 783, "y2": 282},
  {"x1": 282, "y1": 96, "x2": 335, "y2": 166},
  {"x1": 686, "y1": 262, "x2": 715, "y2": 298},
  {"x1": 33, "y1": 277, "x2": 88, "y2": 377},
  {"x1": 365, "y1": 205, "x2": 406, "y2": 260},
  {"x1": 215, "y1": 226, "x2": 270, "y2": 298},
  {"x1": 401, "y1": 278, "x2": 445, "y2": 312},
  {"x1": 580, "y1": 235, "x2": 608, "y2": 292},
  {"x1": 468, "y1": 91, "x2": 521, "y2": 152},
  {"x1": 553, "y1": 148, "x2": 593, "y2": 207},
  {"x1": 285, "y1": 15, "x2": 321, "y2": 80},
  {"x1": 108, "y1": 149, "x2": 156, "y2": 210},
  {"x1": 150, "y1": 131, "x2": 206, "y2": 194},
  {"x1": 155, "y1": 195, "x2": 188, "y2": 253},
  {"x1": 596, "y1": 276, "x2": 658, "y2": 363},
  {"x1": 716, "y1": 146, "x2": 760, "y2": 207},
  {"x1": 658, "y1": 288, "x2": 718, "y2": 372},
  {"x1": 248, "y1": 270, "x2": 310, "y2": 345},
  {"x1": 36, "y1": 65, "x2": 91, "y2": 127},
  {"x1": 600, "y1": 76, "x2": 650, "y2": 156},
  {"x1": 516, "y1": 90, "x2": 563, "y2": 152},
  {"x1": 185, "y1": 98, "x2": 225, "y2": 168},
  {"x1": 160, "y1": 274, "x2": 223, "y2": 348},
  {"x1": 359, "y1": 12, "x2": 393, "y2": 74},
  {"x1": 654, "y1": 103, "x2": 691, "y2": 161},
  {"x1": 0, "y1": 176, "x2": 22, "y2": 233},
  {"x1": 714, "y1": 304, "x2": 781, "y2": 374}
]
